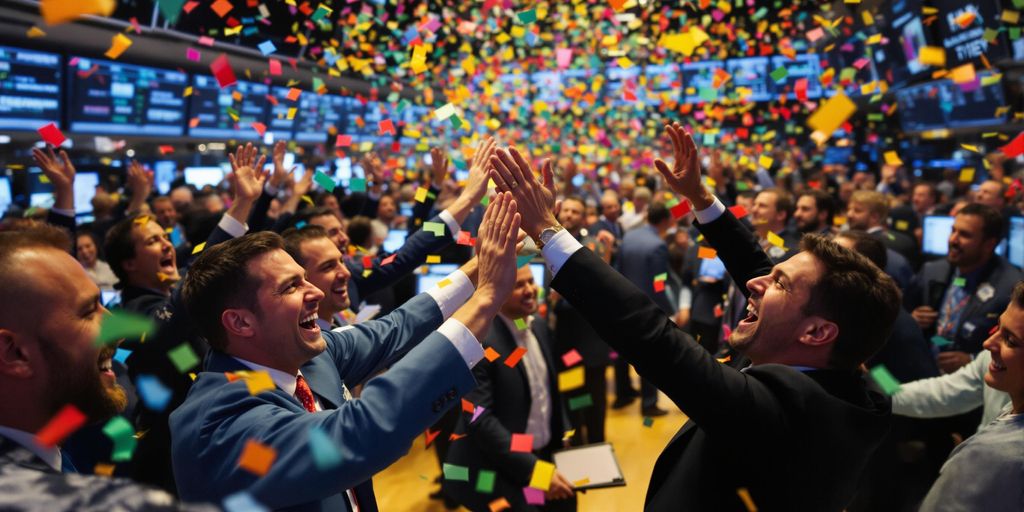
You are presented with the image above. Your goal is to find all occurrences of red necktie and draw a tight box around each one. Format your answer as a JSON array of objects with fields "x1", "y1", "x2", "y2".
[{"x1": 295, "y1": 375, "x2": 317, "y2": 413}]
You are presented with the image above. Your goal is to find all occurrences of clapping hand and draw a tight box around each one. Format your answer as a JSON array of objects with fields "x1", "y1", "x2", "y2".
[
  {"x1": 488, "y1": 146, "x2": 558, "y2": 240},
  {"x1": 475, "y1": 192, "x2": 521, "y2": 303},
  {"x1": 428, "y1": 147, "x2": 448, "y2": 187}
]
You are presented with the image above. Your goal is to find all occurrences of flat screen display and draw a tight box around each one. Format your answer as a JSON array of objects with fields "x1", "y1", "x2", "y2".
[
  {"x1": 294, "y1": 93, "x2": 349, "y2": 143},
  {"x1": 726, "y1": 57, "x2": 771, "y2": 102},
  {"x1": 153, "y1": 160, "x2": 176, "y2": 195},
  {"x1": 73, "y1": 171, "x2": 99, "y2": 215},
  {"x1": 0, "y1": 177, "x2": 11, "y2": 216},
  {"x1": 188, "y1": 76, "x2": 270, "y2": 139},
  {"x1": 183, "y1": 166, "x2": 224, "y2": 189},
  {"x1": 0, "y1": 46, "x2": 61, "y2": 130},
  {"x1": 769, "y1": 54, "x2": 823, "y2": 99},
  {"x1": 416, "y1": 264, "x2": 458, "y2": 294},
  {"x1": 1009, "y1": 217, "x2": 1024, "y2": 269},
  {"x1": 67, "y1": 57, "x2": 187, "y2": 136},
  {"x1": 924, "y1": 214, "x2": 1007, "y2": 257},
  {"x1": 933, "y1": 0, "x2": 1007, "y2": 66},
  {"x1": 382, "y1": 229, "x2": 408, "y2": 253},
  {"x1": 266, "y1": 86, "x2": 297, "y2": 140}
]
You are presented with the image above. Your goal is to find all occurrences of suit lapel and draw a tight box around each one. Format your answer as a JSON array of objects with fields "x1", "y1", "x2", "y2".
[{"x1": 301, "y1": 354, "x2": 346, "y2": 410}]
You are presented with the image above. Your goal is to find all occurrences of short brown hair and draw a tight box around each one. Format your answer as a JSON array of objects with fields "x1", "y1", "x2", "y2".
[
  {"x1": 761, "y1": 188, "x2": 795, "y2": 221},
  {"x1": 104, "y1": 213, "x2": 151, "y2": 289},
  {"x1": 181, "y1": 231, "x2": 284, "y2": 351},
  {"x1": 0, "y1": 224, "x2": 71, "y2": 327},
  {"x1": 1013, "y1": 281, "x2": 1024, "y2": 308},
  {"x1": 800, "y1": 234, "x2": 901, "y2": 370},
  {"x1": 282, "y1": 225, "x2": 330, "y2": 267},
  {"x1": 849, "y1": 190, "x2": 889, "y2": 219}
]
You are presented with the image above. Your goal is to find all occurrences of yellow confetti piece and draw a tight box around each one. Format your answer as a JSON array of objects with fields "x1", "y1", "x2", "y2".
[
  {"x1": 807, "y1": 91, "x2": 856, "y2": 143},
  {"x1": 883, "y1": 151, "x2": 902, "y2": 166},
  {"x1": 766, "y1": 231, "x2": 785, "y2": 249},
  {"x1": 414, "y1": 187, "x2": 429, "y2": 203},
  {"x1": 528, "y1": 460, "x2": 556, "y2": 491},
  {"x1": 426, "y1": 255, "x2": 441, "y2": 264},
  {"x1": 94, "y1": 463, "x2": 116, "y2": 477},
  {"x1": 237, "y1": 439, "x2": 276, "y2": 476},
  {"x1": 26, "y1": 26, "x2": 46, "y2": 38},
  {"x1": 557, "y1": 366, "x2": 585, "y2": 392},
  {"x1": 959, "y1": 168, "x2": 976, "y2": 183},
  {"x1": 572, "y1": 478, "x2": 590, "y2": 487},
  {"x1": 758, "y1": 155, "x2": 773, "y2": 168},
  {"x1": 918, "y1": 46, "x2": 946, "y2": 67},
  {"x1": 437, "y1": 278, "x2": 452, "y2": 288},
  {"x1": 961, "y1": 144, "x2": 980, "y2": 153},
  {"x1": 192, "y1": 241, "x2": 207, "y2": 255},
  {"x1": 104, "y1": 33, "x2": 133, "y2": 60},
  {"x1": 737, "y1": 487, "x2": 758, "y2": 511}
]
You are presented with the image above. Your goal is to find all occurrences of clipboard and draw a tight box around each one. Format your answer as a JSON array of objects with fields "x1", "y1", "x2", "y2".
[{"x1": 552, "y1": 442, "x2": 626, "y2": 490}]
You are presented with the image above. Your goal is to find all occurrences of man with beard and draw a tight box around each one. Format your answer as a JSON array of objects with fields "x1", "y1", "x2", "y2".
[
  {"x1": 793, "y1": 190, "x2": 835, "y2": 236},
  {"x1": 0, "y1": 225, "x2": 207, "y2": 511},
  {"x1": 907, "y1": 203, "x2": 1022, "y2": 374}
]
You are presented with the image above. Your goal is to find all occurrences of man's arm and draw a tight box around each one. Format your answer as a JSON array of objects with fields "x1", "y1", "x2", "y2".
[{"x1": 892, "y1": 351, "x2": 989, "y2": 418}]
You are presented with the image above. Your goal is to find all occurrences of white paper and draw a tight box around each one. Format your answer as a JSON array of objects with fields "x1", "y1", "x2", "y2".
[{"x1": 552, "y1": 443, "x2": 625, "y2": 489}]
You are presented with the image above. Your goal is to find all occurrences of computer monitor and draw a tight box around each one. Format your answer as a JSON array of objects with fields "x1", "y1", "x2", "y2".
[
  {"x1": 416, "y1": 263, "x2": 458, "y2": 294},
  {"x1": 1009, "y1": 217, "x2": 1024, "y2": 269},
  {"x1": 30, "y1": 192, "x2": 53, "y2": 208},
  {"x1": 153, "y1": 161, "x2": 176, "y2": 195},
  {"x1": 73, "y1": 171, "x2": 99, "y2": 215},
  {"x1": 528, "y1": 263, "x2": 546, "y2": 288},
  {"x1": 698, "y1": 256, "x2": 727, "y2": 281},
  {"x1": 0, "y1": 177, "x2": 12, "y2": 216},
  {"x1": 382, "y1": 230, "x2": 408, "y2": 253},
  {"x1": 183, "y1": 167, "x2": 225, "y2": 189}
]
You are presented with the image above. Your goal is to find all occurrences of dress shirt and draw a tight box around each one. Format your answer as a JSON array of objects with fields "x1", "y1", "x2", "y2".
[
  {"x1": 496, "y1": 314, "x2": 551, "y2": 450},
  {"x1": 437, "y1": 209, "x2": 462, "y2": 240},
  {"x1": 0, "y1": 425, "x2": 61, "y2": 472}
]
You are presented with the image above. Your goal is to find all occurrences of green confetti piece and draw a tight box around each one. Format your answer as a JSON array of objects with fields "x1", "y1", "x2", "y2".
[
  {"x1": 698, "y1": 87, "x2": 717, "y2": 101},
  {"x1": 869, "y1": 365, "x2": 902, "y2": 396},
  {"x1": 423, "y1": 221, "x2": 446, "y2": 237},
  {"x1": 449, "y1": 115, "x2": 462, "y2": 129},
  {"x1": 95, "y1": 311, "x2": 154, "y2": 347},
  {"x1": 156, "y1": 0, "x2": 186, "y2": 24},
  {"x1": 349, "y1": 177, "x2": 367, "y2": 193},
  {"x1": 443, "y1": 463, "x2": 469, "y2": 481},
  {"x1": 517, "y1": 9, "x2": 537, "y2": 24},
  {"x1": 516, "y1": 254, "x2": 533, "y2": 268},
  {"x1": 736, "y1": 181, "x2": 750, "y2": 191},
  {"x1": 568, "y1": 394, "x2": 593, "y2": 411},
  {"x1": 931, "y1": 336, "x2": 953, "y2": 348},
  {"x1": 102, "y1": 416, "x2": 137, "y2": 462},
  {"x1": 167, "y1": 343, "x2": 200, "y2": 373},
  {"x1": 314, "y1": 171, "x2": 336, "y2": 192},
  {"x1": 953, "y1": 277, "x2": 966, "y2": 287},
  {"x1": 642, "y1": 416, "x2": 654, "y2": 427},
  {"x1": 514, "y1": 317, "x2": 529, "y2": 330},
  {"x1": 475, "y1": 469, "x2": 496, "y2": 493},
  {"x1": 770, "y1": 67, "x2": 788, "y2": 83},
  {"x1": 654, "y1": 273, "x2": 668, "y2": 282}
]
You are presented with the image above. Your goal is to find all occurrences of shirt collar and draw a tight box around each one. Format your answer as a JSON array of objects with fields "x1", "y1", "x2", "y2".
[
  {"x1": 0, "y1": 425, "x2": 61, "y2": 472},
  {"x1": 232, "y1": 357, "x2": 303, "y2": 397}
]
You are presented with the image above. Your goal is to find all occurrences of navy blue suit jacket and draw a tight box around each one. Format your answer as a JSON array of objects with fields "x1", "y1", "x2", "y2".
[
  {"x1": 170, "y1": 293, "x2": 477, "y2": 511},
  {"x1": 619, "y1": 224, "x2": 674, "y2": 315}
]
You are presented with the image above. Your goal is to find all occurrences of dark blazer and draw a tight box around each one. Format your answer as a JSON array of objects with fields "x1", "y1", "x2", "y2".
[
  {"x1": 345, "y1": 213, "x2": 455, "y2": 308},
  {"x1": 905, "y1": 255, "x2": 1022, "y2": 354},
  {"x1": 619, "y1": 224, "x2": 674, "y2": 315},
  {"x1": 548, "y1": 208, "x2": 891, "y2": 511},
  {"x1": 443, "y1": 316, "x2": 571, "y2": 511},
  {"x1": 170, "y1": 293, "x2": 476, "y2": 511},
  {"x1": 871, "y1": 228, "x2": 919, "y2": 267}
]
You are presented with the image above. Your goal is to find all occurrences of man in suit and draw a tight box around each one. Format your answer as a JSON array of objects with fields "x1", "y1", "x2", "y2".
[
  {"x1": 0, "y1": 225, "x2": 206, "y2": 511},
  {"x1": 169, "y1": 193, "x2": 521, "y2": 511},
  {"x1": 303, "y1": 139, "x2": 494, "y2": 311},
  {"x1": 846, "y1": 190, "x2": 919, "y2": 265},
  {"x1": 444, "y1": 265, "x2": 576, "y2": 511},
  {"x1": 793, "y1": 189, "x2": 835, "y2": 236},
  {"x1": 907, "y1": 203, "x2": 1022, "y2": 374},
  {"x1": 489, "y1": 125, "x2": 901, "y2": 510},
  {"x1": 618, "y1": 202, "x2": 674, "y2": 417},
  {"x1": 749, "y1": 188, "x2": 800, "y2": 261}
]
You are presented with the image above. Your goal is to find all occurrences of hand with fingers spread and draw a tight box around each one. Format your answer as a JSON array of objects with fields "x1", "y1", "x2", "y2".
[
  {"x1": 32, "y1": 146, "x2": 76, "y2": 210},
  {"x1": 428, "y1": 147, "x2": 449, "y2": 187},
  {"x1": 488, "y1": 146, "x2": 558, "y2": 240},
  {"x1": 445, "y1": 137, "x2": 498, "y2": 223},
  {"x1": 226, "y1": 143, "x2": 268, "y2": 223},
  {"x1": 269, "y1": 140, "x2": 296, "y2": 190},
  {"x1": 653, "y1": 123, "x2": 714, "y2": 211},
  {"x1": 474, "y1": 192, "x2": 522, "y2": 304},
  {"x1": 126, "y1": 160, "x2": 155, "y2": 213}
]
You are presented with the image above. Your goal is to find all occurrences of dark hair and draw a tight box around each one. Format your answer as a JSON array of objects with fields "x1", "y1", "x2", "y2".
[
  {"x1": 834, "y1": 230, "x2": 888, "y2": 270},
  {"x1": 282, "y1": 225, "x2": 330, "y2": 267},
  {"x1": 647, "y1": 202, "x2": 671, "y2": 226},
  {"x1": 799, "y1": 234, "x2": 901, "y2": 371},
  {"x1": 761, "y1": 188, "x2": 794, "y2": 221},
  {"x1": 957, "y1": 203, "x2": 1005, "y2": 241},
  {"x1": 913, "y1": 182, "x2": 940, "y2": 203},
  {"x1": 1013, "y1": 281, "x2": 1024, "y2": 308},
  {"x1": 104, "y1": 213, "x2": 151, "y2": 289},
  {"x1": 346, "y1": 216, "x2": 373, "y2": 249},
  {"x1": 292, "y1": 206, "x2": 339, "y2": 229},
  {"x1": 181, "y1": 231, "x2": 284, "y2": 351},
  {"x1": 799, "y1": 189, "x2": 836, "y2": 225}
]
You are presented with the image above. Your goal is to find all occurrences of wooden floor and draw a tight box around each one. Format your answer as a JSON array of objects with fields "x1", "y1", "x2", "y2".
[{"x1": 374, "y1": 367, "x2": 688, "y2": 511}]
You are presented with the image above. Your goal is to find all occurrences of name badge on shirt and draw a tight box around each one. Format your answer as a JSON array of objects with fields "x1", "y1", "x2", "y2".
[
  {"x1": 962, "y1": 322, "x2": 976, "y2": 337},
  {"x1": 976, "y1": 283, "x2": 995, "y2": 303}
]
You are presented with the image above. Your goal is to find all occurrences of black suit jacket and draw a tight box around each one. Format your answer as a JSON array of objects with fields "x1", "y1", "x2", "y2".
[
  {"x1": 443, "y1": 317, "x2": 570, "y2": 511},
  {"x1": 549, "y1": 208, "x2": 891, "y2": 511}
]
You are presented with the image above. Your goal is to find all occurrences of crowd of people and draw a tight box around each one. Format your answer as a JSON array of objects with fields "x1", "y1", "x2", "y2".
[{"x1": 1, "y1": 122, "x2": 1023, "y2": 511}]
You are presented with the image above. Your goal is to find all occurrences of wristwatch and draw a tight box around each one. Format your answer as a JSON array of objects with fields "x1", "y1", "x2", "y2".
[{"x1": 535, "y1": 225, "x2": 565, "y2": 248}]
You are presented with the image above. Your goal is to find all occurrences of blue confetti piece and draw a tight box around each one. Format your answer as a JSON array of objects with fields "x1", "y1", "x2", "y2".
[
  {"x1": 295, "y1": 221, "x2": 308, "y2": 229},
  {"x1": 308, "y1": 427, "x2": 343, "y2": 470},
  {"x1": 223, "y1": 491, "x2": 269, "y2": 512},
  {"x1": 258, "y1": 40, "x2": 277, "y2": 56},
  {"x1": 114, "y1": 348, "x2": 132, "y2": 364},
  {"x1": 135, "y1": 374, "x2": 172, "y2": 412}
]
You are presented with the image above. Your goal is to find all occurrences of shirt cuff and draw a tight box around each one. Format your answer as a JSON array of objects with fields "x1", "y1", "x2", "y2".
[
  {"x1": 694, "y1": 196, "x2": 727, "y2": 225},
  {"x1": 50, "y1": 207, "x2": 75, "y2": 218},
  {"x1": 540, "y1": 228, "x2": 583, "y2": 278},
  {"x1": 437, "y1": 318, "x2": 484, "y2": 369},
  {"x1": 218, "y1": 213, "x2": 249, "y2": 238},
  {"x1": 438, "y1": 210, "x2": 461, "y2": 239},
  {"x1": 425, "y1": 270, "x2": 474, "y2": 319}
]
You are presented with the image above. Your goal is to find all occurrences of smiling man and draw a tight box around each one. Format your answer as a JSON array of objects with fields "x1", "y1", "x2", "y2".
[
  {"x1": 489, "y1": 124, "x2": 901, "y2": 511},
  {"x1": 170, "y1": 193, "x2": 522, "y2": 511}
]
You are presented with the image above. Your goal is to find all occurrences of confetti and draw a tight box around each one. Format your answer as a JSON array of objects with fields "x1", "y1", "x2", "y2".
[
  {"x1": 102, "y1": 416, "x2": 137, "y2": 462},
  {"x1": 35, "y1": 404, "x2": 86, "y2": 447},
  {"x1": 557, "y1": 366, "x2": 585, "y2": 392},
  {"x1": 96, "y1": 311, "x2": 155, "y2": 347},
  {"x1": 237, "y1": 439, "x2": 276, "y2": 476},
  {"x1": 868, "y1": 365, "x2": 901, "y2": 396},
  {"x1": 528, "y1": 460, "x2": 556, "y2": 491},
  {"x1": 509, "y1": 433, "x2": 534, "y2": 453},
  {"x1": 37, "y1": 122, "x2": 65, "y2": 147},
  {"x1": 476, "y1": 469, "x2": 496, "y2": 493},
  {"x1": 167, "y1": 342, "x2": 200, "y2": 373},
  {"x1": 443, "y1": 463, "x2": 469, "y2": 481}
]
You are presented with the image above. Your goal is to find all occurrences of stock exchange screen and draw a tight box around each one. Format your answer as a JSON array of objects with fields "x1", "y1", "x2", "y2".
[
  {"x1": 266, "y1": 86, "x2": 297, "y2": 140},
  {"x1": 67, "y1": 57, "x2": 187, "y2": 136},
  {"x1": 294, "y1": 93, "x2": 349, "y2": 143},
  {"x1": 188, "y1": 76, "x2": 270, "y2": 139},
  {"x1": 0, "y1": 46, "x2": 62, "y2": 130}
]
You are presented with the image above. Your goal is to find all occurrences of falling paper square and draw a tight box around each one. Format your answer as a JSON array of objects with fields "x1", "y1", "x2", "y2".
[
  {"x1": 135, "y1": 374, "x2": 172, "y2": 412},
  {"x1": 528, "y1": 460, "x2": 556, "y2": 491},
  {"x1": 35, "y1": 404, "x2": 86, "y2": 447},
  {"x1": 167, "y1": 342, "x2": 200, "y2": 373},
  {"x1": 510, "y1": 433, "x2": 534, "y2": 453},
  {"x1": 104, "y1": 33, "x2": 133, "y2": 60},
  {"x1": 37, "y1": 122, "x2": 65, "y2": 146},
  {"x1": 210, "y1": 54, "x2": 238, "y2": 88},
  {"x1": 102, "y1": 416, "x2": 137, "y2": 461},
  {"x1": 476, "y1": 469, "x2": 496, "y2": 493},
  {"x1": 523, "y1": 486, "x2": 546, "y2": 505},
  {"x1": 558, "y1": 366, "x2": 585, "y2": 392},
  {"x1": 237, "y1": 439, "x2": 276, "y2": 476}
]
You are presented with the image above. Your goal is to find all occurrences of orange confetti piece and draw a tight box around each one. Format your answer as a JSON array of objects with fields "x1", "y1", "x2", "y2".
[{"x1": 237, "y1": 439, "x2": 276, "y2": 476}]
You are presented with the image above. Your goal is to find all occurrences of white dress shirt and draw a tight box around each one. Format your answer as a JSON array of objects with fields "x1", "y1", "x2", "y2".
[
  {"x1": 0, "y1": 425, "x2": 62, "y2": 472},
  {"x1": 497, "y1": 314, "x2": 552, "y2": 450}
]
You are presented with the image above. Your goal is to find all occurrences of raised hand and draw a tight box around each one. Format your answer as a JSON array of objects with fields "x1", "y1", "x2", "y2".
[
  {"x1": 227, "y1": 143, "x2": 268, "y2": 205},
  {"x1": 475, "y1": 191, "x2": 521, "y2": 303},
  {"x1": 653, "y1": 123, "x2": 713, "y2": 210},
  {"x1": 32, "y1": 146, "x2": 76, "y2": 210},
  {"x1": 489, "y1": 146, "x2": 557, "y2": 239},
  {"x1": 463, "y1": 136, "x2": 496, "y2": 205},
  {"x1": 126, "y1": 160, "x2": 154, "y2": 213},
  {"x1": 360, "y1": 153, "x2": 382, "y2": 184},
  {"x1": 293, "y1": 166, "x2": 314, "y2": 198},
  {"x1": 428, "y1": 147, "x2": 448, "y2": 186},
  {"x1": 269, "y1": 140, "x2": 296, "y2": 189}
]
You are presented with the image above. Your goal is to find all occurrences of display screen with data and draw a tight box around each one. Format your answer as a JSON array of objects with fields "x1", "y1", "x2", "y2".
[
  {"x1": 188, "y1": 76, "x2": 270, "y2": 139},
  {"x1": 294, "y1": 93, "x2": 350, "y2": 143},
  {"x1": 0, "y1": 46, "x2": 62, "y2": 131},
  {"x1": 67, "y1": 57, "x2": 188, "y2": 136}
]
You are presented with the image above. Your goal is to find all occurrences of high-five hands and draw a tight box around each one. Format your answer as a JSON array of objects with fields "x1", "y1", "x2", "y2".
[
  {"x1": 653, "y1": 123, "x2": 714, "y2": 211},
  {"x1": 488, "y1": 146, "x2": 559, "y2": 240},
  {"x1": 475, "y1": 192, "x2": 521, "y2": 303}
]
